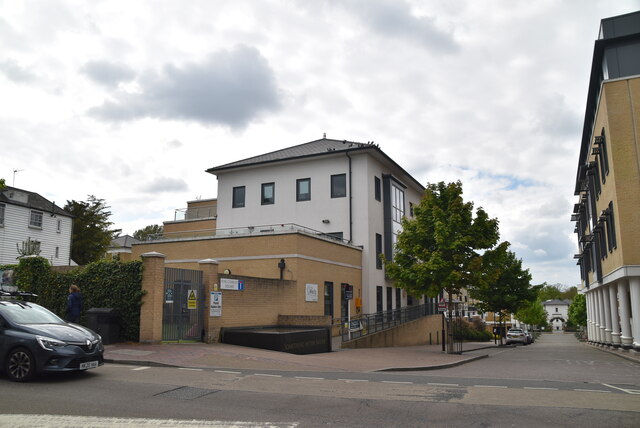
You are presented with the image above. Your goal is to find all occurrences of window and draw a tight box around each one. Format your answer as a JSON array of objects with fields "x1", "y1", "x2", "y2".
[
  {"x1": 409, "y1": 202, "x2": 414, "y2": 217},
  {"x1": 391, "y1": 184, "x2": 405, "y2": 251},
  {"x1": 324, "y1": 282, "x2": 333, "y2": 316},
  {"x1": 374, "y1": 176, "x2": 381, "y2": 201},
  {"x1": 261, "y1": 182, "x2": 275, "y2": 205},
  {"x1": 376, "y1": 286, "x2": 383, "y2": 313},
  {"x1": 55, "y1": 247, "x2": 59, "y2": 258},
  {"x1": 232, "y1": 186, "x2": 245, "y2": 208},
  {"x1": 595, "y1": 130, "x2": 609, "y2": 182},
  {"x1": 375, "y1": 233, "x2": 383, "y2": 269},
  {"x1": 0, "y1": 203, "x2": 4, "y2": 227},
  {"x1": 605, "y1": 201, "x2": 617, "y2": 251},
  {"x1": 29, "y1": 210, "x2": 43, "y2": 228},
  {"x1": 56, "y1": 219, "x2": 61, "y2": 233},
  {"x1": 296, "y1": 178, "x2": 311, "y2": 201},
  {"x1": 331, "y1": 174, "x2": 346, "y2": 198}
]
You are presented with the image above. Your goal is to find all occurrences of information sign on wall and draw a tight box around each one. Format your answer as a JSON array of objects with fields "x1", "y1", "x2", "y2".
[
  {"x1": 210, "y1": 292, "x2": 222, "y2": 317},
  {"x1": 220, "y1": 278, "x2": 245, "y2": 291},
  {"x1": 305, "y1": 283, "x2": 318, "y2": 302}
]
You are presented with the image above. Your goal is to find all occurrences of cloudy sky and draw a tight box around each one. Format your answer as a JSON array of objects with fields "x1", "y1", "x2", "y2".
[{"x1": 1, "y1": 0, "x2": 638, "y2": 287}]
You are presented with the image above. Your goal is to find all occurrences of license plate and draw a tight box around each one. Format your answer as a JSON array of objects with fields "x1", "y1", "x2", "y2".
[{"x1": 80, "y1": 361, "x2": 99, "y2": 370}]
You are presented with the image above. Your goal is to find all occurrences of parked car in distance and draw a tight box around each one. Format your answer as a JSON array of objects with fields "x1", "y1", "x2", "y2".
[
  {"x1": 0, "y1": 300, "x2": 104, "y2": 382},
  {"x1": 506, "y1": 328, "x2": 528, "y2": 345},
  {"x1": 524, "y1": 330, "x2": 534, "y2": 344}
]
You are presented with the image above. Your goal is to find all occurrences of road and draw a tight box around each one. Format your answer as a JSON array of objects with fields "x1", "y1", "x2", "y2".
[{"x1": 0, "y1": 333, "x2": 638, "y2": 427}]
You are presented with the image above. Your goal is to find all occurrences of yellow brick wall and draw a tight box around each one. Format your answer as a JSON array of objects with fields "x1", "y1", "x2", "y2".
[
  {"x1": 341, "y1": 314, "x2": 443, "y2": 348},
  {"x1": 163, "y1": 218, "x2": 217, "y2": 234}
]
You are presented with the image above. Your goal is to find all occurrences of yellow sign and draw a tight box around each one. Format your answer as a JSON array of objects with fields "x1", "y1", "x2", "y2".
[{"x1": 187, "y1": 289, "x2": 197, "y2": 309}]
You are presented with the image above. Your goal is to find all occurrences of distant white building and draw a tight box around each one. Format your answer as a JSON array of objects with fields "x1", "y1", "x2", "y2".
[
  {"x1": 543, "y1": 299, "x2": 572, "y2": 331},
  {"x1": 0, "y1": 186, "x2": 73, "y2": 266}
]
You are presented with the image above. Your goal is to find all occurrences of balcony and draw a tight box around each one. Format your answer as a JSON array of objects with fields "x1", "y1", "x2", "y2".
[
  {"x1": 139, "y1": 223, "x2": 352, "y2": 246},
  {"x1": 174, "y1": 205, "x2": 217, "y2": 221}
]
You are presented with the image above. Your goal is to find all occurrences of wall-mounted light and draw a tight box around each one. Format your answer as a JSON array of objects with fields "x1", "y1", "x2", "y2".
[{"x1": 322, "y1": 219, "x2": 330, "y2": 224}]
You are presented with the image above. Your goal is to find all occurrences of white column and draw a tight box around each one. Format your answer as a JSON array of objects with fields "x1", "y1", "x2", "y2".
[
  {"x1": 589, "y1": 291, "x2": 597, "y2": 342},
  {"x1": 586, "y1": 292, "x2": 593, "y2": 342},
  {"x1": 618, "y1": 280, "x2": 633, "y2": 350},
  {"x1": 629, "y1": 277, "x2": 640, "y2": 351},
  {"x1": 596, "y1": 288, "x2": 605, "y2": 343},
  {"x1": 608, "y1": 283, "x2": 621, "y2": 347},
  {"x1": 602, "y1": 284, "x2": 613, "y2": 345}
]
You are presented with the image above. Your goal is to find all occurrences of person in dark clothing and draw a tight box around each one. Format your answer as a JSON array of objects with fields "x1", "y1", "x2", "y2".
[{"x1": 66, "y1": 284, "x2": 83, "y2": 323}]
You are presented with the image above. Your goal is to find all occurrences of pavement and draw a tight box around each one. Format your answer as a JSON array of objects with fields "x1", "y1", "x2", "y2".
[{"x1": 104, "y1": 339, "x2": 502, "y2": 373}]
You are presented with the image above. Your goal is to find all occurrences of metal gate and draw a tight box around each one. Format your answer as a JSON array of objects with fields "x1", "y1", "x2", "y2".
[
  {"x1": 446, "y1": 302, "x2": 463, "y2": 354},
  {"x1": 163, "y1": 267, "x2": 204, "y2": 342}
]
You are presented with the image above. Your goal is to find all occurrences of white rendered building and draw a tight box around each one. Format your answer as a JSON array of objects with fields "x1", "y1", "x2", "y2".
[{"x1": 207, "y1": 138, "x2": 431, "y2": 314}]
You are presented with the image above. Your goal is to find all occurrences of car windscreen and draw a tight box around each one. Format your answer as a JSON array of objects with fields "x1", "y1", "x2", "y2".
[{"x1": 0, "y1": 302, "x2": 64, "y2": 324}]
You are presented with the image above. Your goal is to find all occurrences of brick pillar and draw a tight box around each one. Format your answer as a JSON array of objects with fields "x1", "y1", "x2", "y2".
[
  {"x1": 139, "y1": 252, "x2": 166, "y2": 343},
  {"x1": 199, "y1": 258, "x2": 219, "y2": 343}
]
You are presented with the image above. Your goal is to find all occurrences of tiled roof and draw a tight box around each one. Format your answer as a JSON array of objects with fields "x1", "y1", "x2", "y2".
[
  {"x1": 110, "y1": 235, "x2": 141, "y2": 249},
  {"x1": 0, "y1": 186, "x2": 72, "y2": 217},
  {"x1": 206, "y1": 138, "x2": 378, "y2": 173}
]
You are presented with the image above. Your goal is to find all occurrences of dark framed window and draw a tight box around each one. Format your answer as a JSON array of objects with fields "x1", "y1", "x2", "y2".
[
  {"x1": 324, "y1": 282, "x2": 333, "y2": 316},
  {"x1": 232, "y1": 186, "x2": 245, "y2": 208},
  {"x1": 395, "y1": 288, "x2": 401, "y2": 310},
  {"x1": 0, "y1": 203, "x2": 5, "y2": 227},
  {"x1": 296, "y1": 178, "x2": 311, "y2": 201},
  {"x1": 376, "y1": 286, "x2": 383, "y2": 313},
  {"x1": 605, "y1": 201, "x2": 617, "y2": 251},
  {"x1": 261, "y1": 182, "x2": 275, "y2": 205},
  {"x1": 29, "y1": 210, "x2": 43, "y2": 228},
  {"x1": 595, "y1": 130, "x2": 609, "y2": 182},
  {"x1": 374, "y1": 176, "x2": 381, "y2": 201},
  {"x1": 375, "y1": 233, "x2": 383, "y2": 269},
  {"x1": 331, "y1": 174, "x2": 346, "y2": 198}
]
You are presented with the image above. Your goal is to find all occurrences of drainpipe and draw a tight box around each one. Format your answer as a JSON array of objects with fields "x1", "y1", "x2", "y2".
[{"x1": 345, "y1": 151, "x2": 353, "y2": 243}]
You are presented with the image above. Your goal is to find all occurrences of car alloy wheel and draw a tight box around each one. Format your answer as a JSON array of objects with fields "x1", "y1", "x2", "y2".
[{"x1": 6, "y1": 348, "x2": 35, "y2": 382}]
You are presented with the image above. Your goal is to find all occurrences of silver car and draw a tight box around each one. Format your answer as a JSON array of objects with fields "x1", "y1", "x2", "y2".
[{"x1": 506, "y1": 328, "x2": 528, "y2": 345}]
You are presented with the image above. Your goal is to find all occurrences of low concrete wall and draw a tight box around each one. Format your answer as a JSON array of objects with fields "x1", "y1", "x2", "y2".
[{"x1": 342, "y1": 314, "x2": 443, "y2": 348}]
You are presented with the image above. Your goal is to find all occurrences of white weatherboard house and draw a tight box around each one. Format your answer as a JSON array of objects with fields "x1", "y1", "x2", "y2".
[
  {"x1": 543, "y1": 299, "x2": 572, "y2": 331},
  {"x1": 0, "y1": 186, "x2": 73, "y2": 267},
  {"x1": 207, "y1": 138, "x2": 433, "y2": 314}
]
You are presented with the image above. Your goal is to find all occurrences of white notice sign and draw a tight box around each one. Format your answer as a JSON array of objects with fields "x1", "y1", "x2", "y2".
[
  {"x1": 305, "y1": 283, "x2": 318, "y2": 302},
  {"x1": 210, "y1": 292, "x2": 222, "y2": 317}
]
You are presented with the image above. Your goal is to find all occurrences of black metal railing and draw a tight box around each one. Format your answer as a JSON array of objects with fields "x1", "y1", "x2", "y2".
[{"x1": 339, "y1": 302, "x2": 437, "y2": 342}]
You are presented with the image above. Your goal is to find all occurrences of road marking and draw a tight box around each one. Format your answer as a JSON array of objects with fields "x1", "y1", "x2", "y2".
[
  {"x1": 215, "y1": 370, "x2": 241, "y2": 374},
  {"x1": 574, "y1": 389, "x2": 611, "y2": 393},
  {"x1": 294, "y1": 376, "x2": 324, "y2": 380},
  {"x1": 253, "y1": 373, "x2": 282, "y2": 377},
  {"x1": 178, "y1": 368, "x2": 203, "y2": 371},
  {"x1": 524, "y1": 387, "x2": 558, "y2": 390},
  {"x1": 338, "y1": 379, "x2": 368, "y2": 382},
  {"x1": 473, "y1": 385, "x2": 507, "y2": 388},
  {"x1": 602, "y1": 383, "x2": 640, "y2": 395},
  {"x1": 132, "y1": 366, "x2": 150, "y2": 371},
  {"x1": 382, "y1": 381, "x2": 413, "y2": 384},
  {"x1": 428, "y1": 383, "x2": 459, "y2": 387}
]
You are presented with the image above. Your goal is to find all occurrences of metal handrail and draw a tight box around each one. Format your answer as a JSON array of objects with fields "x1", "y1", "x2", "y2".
[{"x1": 338, "y1": 302, "x2": 438, "y2": 342}]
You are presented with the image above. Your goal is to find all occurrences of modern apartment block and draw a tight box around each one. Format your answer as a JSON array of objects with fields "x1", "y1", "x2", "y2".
[
  {"x1": 206, "y1": 137, "x2": 431, "y2": 315},
  {"x1": 572, "y1": 11, "x2": 640, "y2": 350}
]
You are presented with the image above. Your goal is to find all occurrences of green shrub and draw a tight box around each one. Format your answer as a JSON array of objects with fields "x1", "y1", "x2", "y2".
[{"x1": 9, "y1": 257, "x2": 144, "y2": 342}]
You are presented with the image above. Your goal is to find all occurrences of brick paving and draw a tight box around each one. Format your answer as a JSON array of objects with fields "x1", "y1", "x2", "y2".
[{"x1": 104, "y1": 341, "x2": 500, "y2": 372}]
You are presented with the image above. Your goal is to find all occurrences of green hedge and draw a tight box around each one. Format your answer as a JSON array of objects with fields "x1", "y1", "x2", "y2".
[
  {"x1": 451, "y1": 319, "x2": 494, "y2": 342},
  {"x1": 4, "y1": 257, "x2": 144, "y2": 342}
]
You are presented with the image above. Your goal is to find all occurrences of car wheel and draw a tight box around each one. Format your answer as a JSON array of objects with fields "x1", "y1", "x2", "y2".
[{"x1": 6, "y1": 347, "x2": 36, "y2": 382}]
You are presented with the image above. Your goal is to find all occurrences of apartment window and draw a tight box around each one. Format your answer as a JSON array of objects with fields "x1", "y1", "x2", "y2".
[
  {"x1": 395, "y1": 288, "x2": 401, "y2": 310},
  {"x1": 261, "y1": 182, "x2": 275, "y2": 205},
  {"x1": 232, "y1": 186, "x2": 245, "y2": 208},
  {"x1": 391, "y1": 183, "x2": 405, "y2": 251},
  {"x1": 55, "y1": 247, "x2": 59, "y2": 258},
  {"x1": 296, "y1": 178, "x2": 311, "y2": 201},
  {"x1": 0, "y1": 203, "x2": 4, "y2": 227},
  {"x1": 374, "y1": 176, "x2": 381, "y2": 201},
  {"x1": 324, "y1": 282, "x2": 333, "y2": 316},
  {"x1": 331, "y1": 174, "x2": 346, "y2": 198},
  {"x1": 29, "y1": 210, "x2": 43, "y2": 228},
  {"x1": 605, "y1": 201, "x2": 617, "y2": 251},
  {"x1": 595, "y1": 130, "x2": 609, "y2": 181},
  {"x1": 376, "y1": 286, "x2": 383, "y2": 313},
  {"x1": 56, "y1": 219, "x2": 61, "y2": 233},
  {"x1": 375, "y1": 233, "x2": 383, "y2": 269}
]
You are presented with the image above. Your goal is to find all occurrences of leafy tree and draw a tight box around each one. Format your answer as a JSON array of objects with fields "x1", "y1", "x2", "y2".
[
  {"x1": 515, "y1": 299, "x2": 548, "y2": 331},
  {"x1": 568, "y1": 293, "x2": 587, "y2": 327},
  {"x1": 133, "y1": 224, "x2": 163, "y2": 241},
  {"x1": 385, "y1": 181, "x2": 499, "y2": 300},
  {"x1": 65, "y1": 196, "x2": 120, "y2": 265},
  {"x1": 560, "y1": 286, "x2": 578, "y2": 300},
  {"x1": 537, "y1": 283, "x2": 563, "y2": 301},
  {"x1": 469, "y1": 241, "x2": 537, "y2": 344},
  {"x1": 0, "y1": 178, "x2": 5, "y2": 190},
  {"x1": 384, "y1": 181, "x2": 499, "y2": 352}
]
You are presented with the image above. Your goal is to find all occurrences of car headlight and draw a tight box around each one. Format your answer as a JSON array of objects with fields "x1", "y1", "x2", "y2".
[{"x1": 36, "y1": 335, "x2": 67, "y2": 351}]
